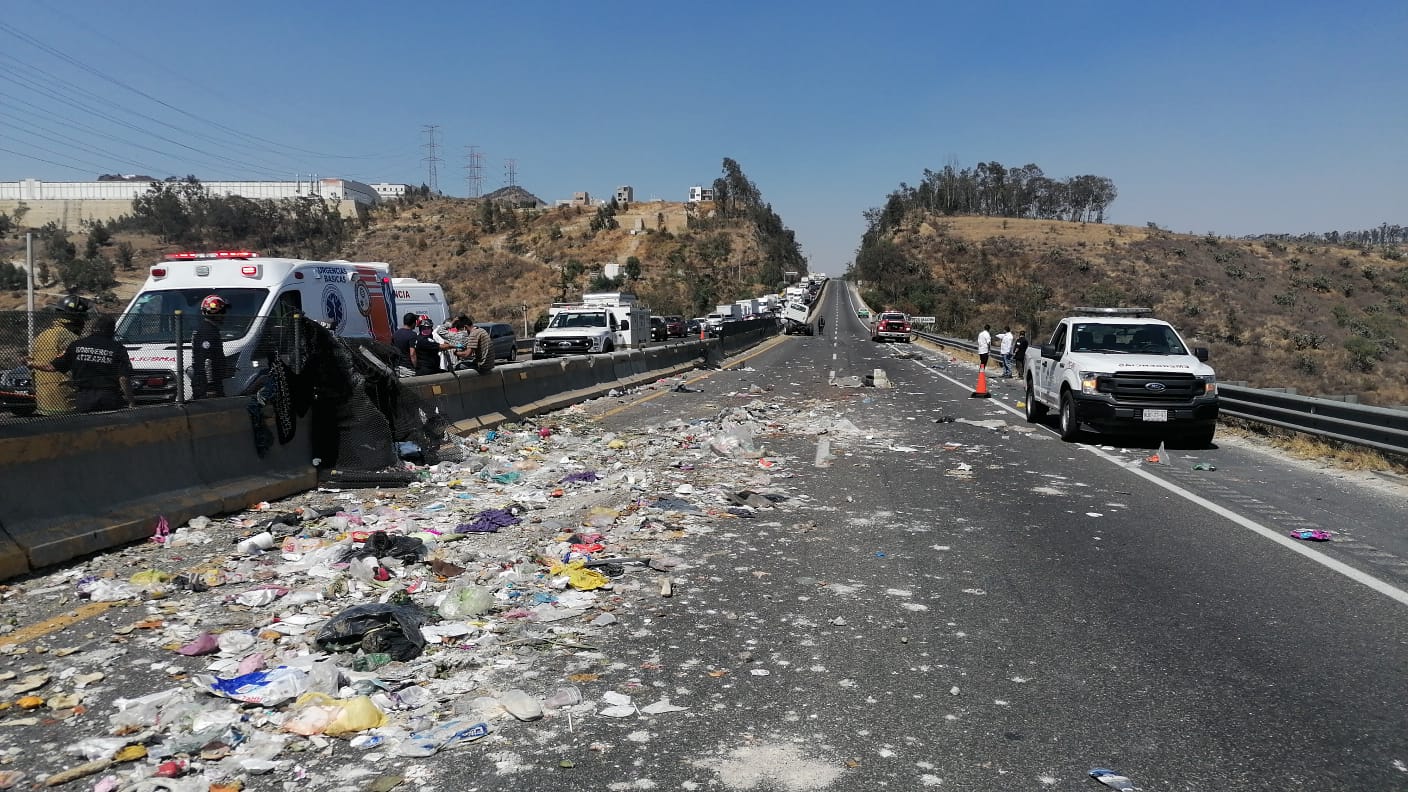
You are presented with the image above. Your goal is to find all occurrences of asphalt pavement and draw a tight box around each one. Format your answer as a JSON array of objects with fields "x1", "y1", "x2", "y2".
[{"x1": 0, "y1": 283, "x2": 1404, "y2": 791}]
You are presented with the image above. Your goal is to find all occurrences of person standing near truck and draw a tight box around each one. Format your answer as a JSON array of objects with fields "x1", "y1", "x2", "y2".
[
  {"x1": 51, "y1": 315, "x2": 135, "y2": 412},
  {"x1": 997, "y1": 326, "x2": 1015, "y2": 377},
  {"x1": 976, "y1": 324, "x2": 992, "y2": 370},
  {"x1": 191, "y1": 294, "x2": 230, "y2": 398},
  {"x1": 25, "y1": 295, "x2": 89, "y2": 416}
]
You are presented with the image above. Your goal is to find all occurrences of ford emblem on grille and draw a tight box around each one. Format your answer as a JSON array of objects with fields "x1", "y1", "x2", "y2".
[{"x1": 1145, "y1": 382, "x2": 1166, "y2": 391}]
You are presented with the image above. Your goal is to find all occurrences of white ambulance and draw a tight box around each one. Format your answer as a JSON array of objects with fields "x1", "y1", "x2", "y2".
[{"x1": 116, "y1": 250, "x2": 440, "y2": 401}]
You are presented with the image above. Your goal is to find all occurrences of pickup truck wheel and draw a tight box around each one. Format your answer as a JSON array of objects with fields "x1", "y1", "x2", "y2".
[
  {"x1": 1181, "y1": 425, "x2": 1216, "y2": 449},
  {"x1": 602, "y1": 342, "x2": 614, "y2": 353},
  {"x1": 1058, "y1": 390, "x2": 1081, "y2": 441},
  {"x1": 1024, "y1": 380, "x2": 1048, "y2": 421}
]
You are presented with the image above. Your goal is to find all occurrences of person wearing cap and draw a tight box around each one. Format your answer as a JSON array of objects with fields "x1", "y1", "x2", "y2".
[
  {"x1": 191, "y1": 294, "x2": 230, "y2": 398},
  {"x1": 24, "y1": 295, "x2": 89, "y2": 416},
  {"x1": 409, "y1": 316, "x2": 450, "y2": 377},
  {"x1": 51, "y1": 315, "x2": 135, "y2": 413}
]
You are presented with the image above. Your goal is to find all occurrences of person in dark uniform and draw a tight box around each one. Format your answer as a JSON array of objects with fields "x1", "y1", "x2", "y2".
[
  {"x1": 391, "y1": 312, "x2": 418, "y2": 369},
  {"x1": 50, "y1": 315, "x2": 135, "y2": 412},
  {"x1": 409, "y1": 316, "x2": 449, "y2": 376},
  {"x1": 191, "y1": 294, "x2": 230, "y2": 398},
  {"x1": 1013, "y1": 330, "x2": 1030, "y2": 373}
]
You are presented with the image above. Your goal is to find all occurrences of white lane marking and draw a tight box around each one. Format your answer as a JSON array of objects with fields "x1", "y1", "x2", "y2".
[{"x1": 910, "y1": 356, "x2": 1408, "y2": 607}]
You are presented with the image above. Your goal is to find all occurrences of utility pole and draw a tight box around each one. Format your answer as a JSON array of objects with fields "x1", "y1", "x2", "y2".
[
  {"x1": 465, "y1": 145, "x2": 483, "y2": 198},
  {"x1": 421, "y1": 125, "x2": 441, "y2": 194},
  {"x1": 25, "y1": 232, "x2": 34, "y2": 347},
  {"x1": 504, "y1": 158, "x2": 518, "y2": 189}
]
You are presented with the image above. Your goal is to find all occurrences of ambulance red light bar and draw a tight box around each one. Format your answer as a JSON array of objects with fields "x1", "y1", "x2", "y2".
[{"x1": 165, "y1": 250, "x2": 260, "y2": 260}]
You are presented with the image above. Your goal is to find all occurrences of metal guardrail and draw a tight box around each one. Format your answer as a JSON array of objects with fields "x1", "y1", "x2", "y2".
[
  {"x1": 1218, "y1": 385, "x2": 1408, "y2": 457},
  {"x1": 913, "y1": 330, "x2": 1408, "y2": 457}
]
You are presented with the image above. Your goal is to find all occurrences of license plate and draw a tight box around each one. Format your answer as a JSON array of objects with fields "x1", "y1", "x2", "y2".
[{"x1": 1142, "y1": 409, "x2": 1168, "y2": 422}]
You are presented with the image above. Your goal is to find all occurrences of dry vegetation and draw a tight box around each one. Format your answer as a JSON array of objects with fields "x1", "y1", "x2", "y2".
[
  {"x1": 0, "y1": 197, "x2": 785, "y2": 329},
  {"x1": 876, "y1": 215, "x2": 1408, "y2": 406}
]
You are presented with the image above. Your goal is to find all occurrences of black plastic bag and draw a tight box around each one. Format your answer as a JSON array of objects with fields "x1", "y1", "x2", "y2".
[
  {"x1": 338, "y1": 530, "x2": 427, "y2": 563},
  {"x1": 315, "y1": 602, "x2": 428, "y2": 661}
]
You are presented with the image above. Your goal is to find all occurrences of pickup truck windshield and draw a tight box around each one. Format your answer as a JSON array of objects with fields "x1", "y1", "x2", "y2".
[
  {"x1": 118, "y1": 287, "x2": 269, "y2": 343},
  {"x1": 550, "y1": 311, "x2": 608, "y2": 329},
  {"x1": 1072, "y1": 323, "x2": 1185, "y2": 355}
]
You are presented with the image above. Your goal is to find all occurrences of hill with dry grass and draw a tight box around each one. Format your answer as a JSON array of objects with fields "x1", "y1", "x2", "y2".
[
  {"x1": 0, "y1": 194, "x2": 801, "y2": 329},
  {"x1": 343, "y1": 196, "x2": 797, "y2": 328},
  {"x1": 854, "y1": 215, "x2": 1408, "y2": 405}
]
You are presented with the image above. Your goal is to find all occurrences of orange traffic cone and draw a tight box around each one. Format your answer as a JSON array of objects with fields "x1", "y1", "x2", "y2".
[
  {"x1": 700, "y1": 323, "x2": 707, "y2": 341},
  {"x1": 970, "y1": 369, "x2": 990, "y2": 398}
]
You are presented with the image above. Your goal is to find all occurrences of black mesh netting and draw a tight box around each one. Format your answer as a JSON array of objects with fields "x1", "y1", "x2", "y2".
[{"x1": 291, "y1": 320, "x2": 448, "y2": 472}]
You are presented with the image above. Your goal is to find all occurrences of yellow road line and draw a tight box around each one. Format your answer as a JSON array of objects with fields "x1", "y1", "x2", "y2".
[
  {"x1": 594, "y1": 337, "x2": 790, "y2": 421},
  {"x1": 0, "y1": 600, "x2": 116, "y2": 647}
]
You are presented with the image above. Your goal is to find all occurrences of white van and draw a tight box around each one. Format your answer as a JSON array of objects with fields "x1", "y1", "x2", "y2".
[
  {"x1": 117, "y1": 250, "x2": 412, "y2": 401},
  {"x1": 389, "y1": 277, "x2": 450, "y2": 327}
]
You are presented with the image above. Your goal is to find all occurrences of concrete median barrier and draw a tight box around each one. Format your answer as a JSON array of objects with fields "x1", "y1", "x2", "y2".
[
  {"x1": 447, "y1": 368, "x2": 513, "y2": 432},
  {"x1": 0, "y1": 399, "x2": 314, "y2": 580}
]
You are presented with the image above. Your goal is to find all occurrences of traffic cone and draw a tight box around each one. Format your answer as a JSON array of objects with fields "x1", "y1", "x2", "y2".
[
  {"x1": 700, "y1": 323, "x2": 707, "y2": 341},
  {"x1": 969, "y1": 369, "x2": 990, "y2": 398}
]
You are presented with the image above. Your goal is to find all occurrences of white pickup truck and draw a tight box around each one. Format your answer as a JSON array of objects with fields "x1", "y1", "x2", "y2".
[{"x1": 1023, "y1": 307, "x2": 1219, "y2": 447}]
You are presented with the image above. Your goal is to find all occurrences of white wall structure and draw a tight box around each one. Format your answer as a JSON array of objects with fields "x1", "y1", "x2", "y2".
[
  {"x1": 688, "y1": 185, "x2": 715, "y2": 202},
  {"x1": 371, "y1": 182, "x2": 411, "y2": 199},
  {"x1": 0, "y1": 177, "x2": 382, "y2": 229}
]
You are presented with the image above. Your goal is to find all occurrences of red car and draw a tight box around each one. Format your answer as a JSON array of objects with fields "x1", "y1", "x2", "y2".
[
  {"x1": 871, "y1": 312, "x2": 912, "y2": 343},
  {"x1": 664, "y1": 315, "x2": 687, "y2": 338}
]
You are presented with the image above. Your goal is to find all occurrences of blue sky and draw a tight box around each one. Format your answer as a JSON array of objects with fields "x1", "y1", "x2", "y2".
[{"x1": 2, "y1": 0, "x2": 1404, "y2": 275}]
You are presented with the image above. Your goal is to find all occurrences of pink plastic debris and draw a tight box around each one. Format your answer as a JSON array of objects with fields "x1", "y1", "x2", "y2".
[{"x1": 1289, "y1": 529, "x2": 1332, "y2": 542}]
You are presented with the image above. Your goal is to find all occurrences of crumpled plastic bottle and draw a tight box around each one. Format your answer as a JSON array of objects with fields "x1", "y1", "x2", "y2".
[{"x1": 395, "y1": 721, "x2": 491, "y2": 757}]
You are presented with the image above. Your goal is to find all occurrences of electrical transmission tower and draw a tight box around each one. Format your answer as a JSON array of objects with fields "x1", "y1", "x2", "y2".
[
  {"x1": 465, "y1": 145, "x2": 484, "y2": 198},
  {"x1": 504, "y1": 158, "x2": 518, "y2": 188},
  {"x1": 421, "y1": 125, "x2": 441, "y2": 194}
]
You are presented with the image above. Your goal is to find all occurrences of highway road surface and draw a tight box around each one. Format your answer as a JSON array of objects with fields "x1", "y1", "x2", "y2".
[{"x1": 0, "y1": 283, "x2": 1404, "y2": 791}]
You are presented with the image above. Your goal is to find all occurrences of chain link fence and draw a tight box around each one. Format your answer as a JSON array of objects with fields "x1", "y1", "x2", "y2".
[{"x1": 0, "y1": 308, "x2": 444, "y2": 472}]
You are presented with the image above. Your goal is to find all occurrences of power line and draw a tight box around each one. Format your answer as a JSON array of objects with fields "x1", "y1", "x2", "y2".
[
  {"x1": 0, "y1": 67, "x2": 294, "y2": 178},
  {"x1": 504, "y1": 158, "x2": 518, "y2": 188},
  {"x1": 0, "y1": 111, "x2": 166, "y2": 175},
  {"x1": 0, "y1": 51, "x2": 302, "y2": 176}
]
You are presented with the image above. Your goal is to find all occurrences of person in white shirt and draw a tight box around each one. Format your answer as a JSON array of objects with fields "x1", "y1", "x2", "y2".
[
  {"x1": 997, "y1": 327, "x2": 1015, "y2": 377},
  {"x1": 976, "y1": 325, "x2": 992, "y2": 370}
]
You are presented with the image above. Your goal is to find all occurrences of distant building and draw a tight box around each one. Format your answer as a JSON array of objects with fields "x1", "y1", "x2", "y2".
[
  {"x1": 688, "y1": 185, "x2": 715, "y2": 203},
  {"x1": 0, "y1": 177, "x2": 380, "y2": 229},
  {"x1": 371, "y1": 182, "x2": 412, "y2": 199},
  {"x1": 615, "y1": 186, "x2": 634, "y2": 204},
  {"x1": 570, "y1": 191, "x2": 592, "y2": 207}
]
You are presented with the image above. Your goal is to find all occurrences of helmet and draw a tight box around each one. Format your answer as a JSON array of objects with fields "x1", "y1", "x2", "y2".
[
  {"x1": 56, "y1": 295, "x2": 90, "y2": 316},
  {"x1": 416, "y1": 315, "x2": 435, "y2": 330},
  {"x1": 200, "y1": 295, "x2": 230, "y2": 316}
]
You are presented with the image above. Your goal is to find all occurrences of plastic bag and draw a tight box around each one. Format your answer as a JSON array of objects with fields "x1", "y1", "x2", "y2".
[
  {"x1": 286, "y1": 693, "x2": 386, "y2": 736},
  {"x1": 198, "y1": 666, "x2": 310, "y2": 707},
  {"x1": 547, "y1": 560, "x2": 609, "y2": 591},
  {"x1": 395, "y1": 720, "x2": 491, "y2": 757},
  {"x1": 339, "y1": 531, "x2": 426, "y2": 564},
  {"x1": 315, "y1": 603, "x2": 428, "y2": 661},
  {"x1": 438, "y1": 584, "x2": 494, "y2": 619}
]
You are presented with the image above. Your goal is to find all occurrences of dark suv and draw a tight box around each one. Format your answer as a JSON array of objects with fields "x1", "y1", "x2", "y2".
[
  {"x1": 649, "y1": 316, "x2": 669, "y2": 341},
  {"x1": 474, "y1": 322, "x2": 519, "y2": 361}
]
